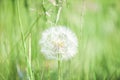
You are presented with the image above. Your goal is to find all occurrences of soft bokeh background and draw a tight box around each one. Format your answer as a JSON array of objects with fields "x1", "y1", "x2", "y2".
[{"x1": 0, "y1": 0, "x2": 120, "y2": 80}]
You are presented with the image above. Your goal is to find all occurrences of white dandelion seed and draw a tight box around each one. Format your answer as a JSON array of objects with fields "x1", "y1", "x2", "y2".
[{"x1": 39, "y1": 26, "x2": 78, "y2": 60}]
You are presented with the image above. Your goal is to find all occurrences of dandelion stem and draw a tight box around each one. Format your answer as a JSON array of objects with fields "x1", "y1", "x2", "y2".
[
  {"x1": 69, "y1": 60, "x2": 71, "y2": 80},
  {"x1": 58, "y1": 54, "x2": 61, "y2": 80}
]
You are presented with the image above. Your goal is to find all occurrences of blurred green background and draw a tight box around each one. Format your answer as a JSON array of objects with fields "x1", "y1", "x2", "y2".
[{"x1": 0, "y1": 0, "x2": 120, "y2": 80}]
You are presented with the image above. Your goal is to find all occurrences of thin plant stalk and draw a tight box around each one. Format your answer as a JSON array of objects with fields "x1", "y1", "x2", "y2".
[
  {"x1": 55, "y1": 0, "x2": 63, "y2": 25},
  {"x1": 45, "y1": 60, "x2": 50, "y2": 80},
  {"x1": 80, "y1": 0, "x2": 86, "y2": 79},
  {"x1": 68, "y1": 60, "x2": 71, "y2": 80},
  {"x1": 27, "y1": 34, "x2": 34, "y2": 80},
  {"x1": 58, "y1": 53, "x2": 61, "y2": 80},
  {"x1": 9, "y1": 15, "x2": 41, "y2": 55},
  {"x1": 17, "y1": 0, "x2": 26, "y2": 52},
  {"x1": 55, "y1": 6, "x2": 62, "y2": 24}
]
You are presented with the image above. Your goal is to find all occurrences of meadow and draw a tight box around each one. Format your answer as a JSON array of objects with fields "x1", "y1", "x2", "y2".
[{"x1": 0, "y1": 0, "x2": 120, "y2": 80}]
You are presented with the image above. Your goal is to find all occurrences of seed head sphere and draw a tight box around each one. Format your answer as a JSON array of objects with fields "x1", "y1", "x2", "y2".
[{"x1": 40, "y1": 26, "x2": 78, "y2": 60}]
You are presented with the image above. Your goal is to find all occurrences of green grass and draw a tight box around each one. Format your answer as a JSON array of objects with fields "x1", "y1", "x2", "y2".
[{"x1": 0, "y1": 0, "x2": 120, "y2": 80}]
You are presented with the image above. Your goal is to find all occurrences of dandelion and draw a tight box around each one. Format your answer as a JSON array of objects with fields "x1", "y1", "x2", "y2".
[
  {"x1": 40, "y1": 26, "x2": 78, "y2": 80},
  {"x1": 39, "y1": 26, "x2": 78, "y2": 60}
]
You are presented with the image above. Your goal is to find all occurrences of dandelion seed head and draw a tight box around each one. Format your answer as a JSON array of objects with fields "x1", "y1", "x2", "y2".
[{"x1": 40, "y1": 26, "x2": 78, "y2": 60}]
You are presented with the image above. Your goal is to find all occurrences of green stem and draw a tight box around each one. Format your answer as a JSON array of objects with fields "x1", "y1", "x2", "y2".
[
  {"x1": 55, "y1": 6, "x2": 62, "y2": 24},
  {"x1": 17, "y1": 0, "x2": 26, "y2": 52},
  {"x1": 55, "y1": 0, "x2": 63, "y2": 24},
  {"x1": 28, "y1": 34, "x2": 34, "y2": 80},
  {"x1": 58, "y1": 54, "x2": 61, "y2": 80},
  {"x1": 26, "y1": 34, "x2": 34, "y2": 80},
  {"x1": 69, "y1": 60, "x2": 71, "y2": 80}
]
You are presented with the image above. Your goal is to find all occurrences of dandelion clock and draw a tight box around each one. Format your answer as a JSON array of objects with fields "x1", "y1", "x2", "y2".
[{"x1": 39, "y1": 26, "x2": 78, "y2": 60}]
